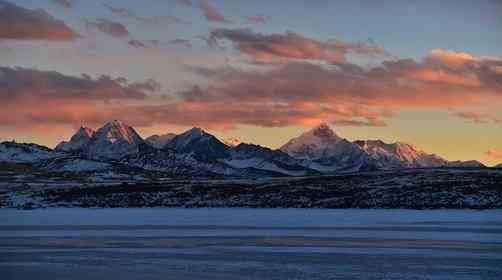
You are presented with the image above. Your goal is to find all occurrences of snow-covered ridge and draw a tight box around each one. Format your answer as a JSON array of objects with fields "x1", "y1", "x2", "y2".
[
  {"x1": 354, "y1": 139, "x2": 448, "y2": 168},
  {"x1": 0, "y1": 141, "x2": 56, "y2": 163}
]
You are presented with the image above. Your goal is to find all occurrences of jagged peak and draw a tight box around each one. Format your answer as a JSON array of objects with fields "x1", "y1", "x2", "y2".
[{"x1": 75, "y1": 126, "x2": 95, "y2": 138}]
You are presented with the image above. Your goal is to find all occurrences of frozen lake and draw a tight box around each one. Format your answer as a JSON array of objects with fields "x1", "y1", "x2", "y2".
[{"x1": 1, "y1": 208, "x2": 501, "y2": 279}]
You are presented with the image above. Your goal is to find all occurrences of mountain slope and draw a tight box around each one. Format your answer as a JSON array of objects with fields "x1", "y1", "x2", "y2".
[
  {"x1": 55, "y1": 126, "x2": 95, "y2": 152},
  {"x1": 145, "y1": 133, "x2": 176, "y2": 148},
  {"x1": 225, "y1": 143, "x2": 319, "y2": 176}
]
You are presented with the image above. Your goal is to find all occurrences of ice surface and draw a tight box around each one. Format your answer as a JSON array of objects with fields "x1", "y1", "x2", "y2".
[{"x1": 1, "y1": 208, "x2": 501, "y2": 279}]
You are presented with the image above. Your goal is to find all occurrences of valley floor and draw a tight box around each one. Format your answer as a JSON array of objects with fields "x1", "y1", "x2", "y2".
[{"x1": 1, "y1": 166, "x2": 501, "y2": 209}]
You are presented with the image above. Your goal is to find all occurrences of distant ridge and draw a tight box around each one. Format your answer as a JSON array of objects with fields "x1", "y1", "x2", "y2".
[{"x1": 0, "y1": 120, "x2": 488, "y2": 176}]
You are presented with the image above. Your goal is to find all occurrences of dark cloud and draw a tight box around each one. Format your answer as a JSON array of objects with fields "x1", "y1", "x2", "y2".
[
  {"x1": 102, "y1": 3, "x2": 187, "y2": 25},
  {"x1": 0, "y1": 0, "x2": 79, "y2": 41},
  {"x1": 244, "y1": 15, "x2": 266, "y2": 24},
  {"x1": 53, "y1": 0, "x2": 73, "y2": 9},
  {"x1": 177, "y1": 0, "x2": 192, "y2": 7},
  {"x1": 199, "y1": 0, "x2": 230, "y2": 23},
  {"x1": 170, "y1": 38, "x2": 192, "y2": 48},
  {"x1": 0, "y1": 66, "x2": 149, "y2": 101},
  {"x1": 85, "y1": 18, "x2": 129, "y2": 37},
  {"x1": 129, "y1": 78, "x2": 162, "y2": 92},
  {"x1": 209, "y1": 28, "x2": 389, "y2": 63},
  {"x1": 128, "y1": 39, "x2": 147, "y2": 48}
]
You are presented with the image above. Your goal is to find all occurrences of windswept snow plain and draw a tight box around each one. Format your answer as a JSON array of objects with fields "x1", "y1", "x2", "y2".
[{"x1": 1, "y1": 208, "x2": 501, "y2": 279}]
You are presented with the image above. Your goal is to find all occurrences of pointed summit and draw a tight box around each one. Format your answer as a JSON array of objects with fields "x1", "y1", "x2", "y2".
[
  {"x1": 310, "y1": 122, "x2": 339, "y2": 139},
  {"x1": 165, "y1": 127, "x2": 229, "y2": 161},
  {"x1": 96, "y1": 120, "x2": 143, "y2": 145},
  {"x1": 280, "y1": 122, "x2": 344, "y2": 159}
]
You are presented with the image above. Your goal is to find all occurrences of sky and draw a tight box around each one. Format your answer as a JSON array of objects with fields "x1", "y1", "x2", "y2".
[{"x1": 0, "y1": 0, "x2": 501, "y2": 166}]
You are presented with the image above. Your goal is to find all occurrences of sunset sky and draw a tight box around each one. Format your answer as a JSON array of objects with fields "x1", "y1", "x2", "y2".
[{"x1": 1, "y1": 0, "x2": 501, "y2": 165}]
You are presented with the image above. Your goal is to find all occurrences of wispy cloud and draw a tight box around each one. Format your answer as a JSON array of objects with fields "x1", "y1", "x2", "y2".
[
  {"x1": 85, "y1": 18, "x2": 129, "y2": 37},
  {"x1": 177, "y1": 0, "x2": 192, "y2": 7},
  {"x1": 102, "y1": 3, "x2": 187, "y2": 26},
  {"x1": 199, "y1": 0, "x2": 230, "y2": 23},
  {"x1": 170, "y1": 38, "x2": 192, "y2": 48},
  {"x1": 208, "y1": 28, "x2": 389, "y2": 63},
  {"x1": 453, "y1": 111, "x2": 502, "y2": 124},
  {"x1": 243, "y1": 15, "x2": 266, "y2": 24},
  {"x1": 53, "y1": 0, "x2": 73, "y2": 9},
  {"x1": 0, "y1": 0, "x2": 79, "y2": 41},
  {"x1": 128, "y1": 39, "x2": 147, "y2": 48}
]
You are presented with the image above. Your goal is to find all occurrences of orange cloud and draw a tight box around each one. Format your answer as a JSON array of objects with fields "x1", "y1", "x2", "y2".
[
  {"x1": 453, "y1": 111, "x2": 502, "y2": 124},
  {"x1": 1, "y1": 47, "x2": 501, "y2": 134},
  {"x1": 486, "y1": 149, "x2": 502, "y2": 159}
]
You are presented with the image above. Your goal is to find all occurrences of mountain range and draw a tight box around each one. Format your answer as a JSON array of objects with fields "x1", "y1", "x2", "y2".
[{"x1": 0, "y1": 121, "x2": 491, "y2": 177}]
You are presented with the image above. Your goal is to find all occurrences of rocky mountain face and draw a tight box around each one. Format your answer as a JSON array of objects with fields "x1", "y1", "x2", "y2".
[
  {"x1": 354, "y1": 140, "x2": 448, "y2": 169},
  {"x1": 55, "y1": 120, "x2": 145, "y2": 160},
  {"x1": 0, "y1": 120, "x2": 489, "y2": 177},
  {"x1": 164, "y1": 128, "x2": 230, "y2": 161}
]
